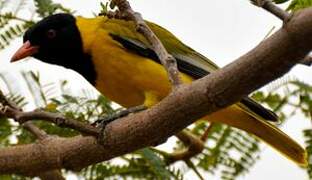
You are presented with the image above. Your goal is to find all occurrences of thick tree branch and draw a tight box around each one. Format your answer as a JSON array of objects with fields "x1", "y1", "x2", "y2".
[
  {"x1": 22, "y1": 122, "x2": 65, "y2": 179},
  {"x1": 110, "y1": 0, "x2": 182, "y2": 87},
  {"x1": 1, "y1": 6, "x2": 312, "y2": 176}
]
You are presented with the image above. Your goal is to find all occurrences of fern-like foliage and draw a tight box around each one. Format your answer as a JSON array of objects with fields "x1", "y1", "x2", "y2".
[
  {"x1": 0, "y1": 12, "x2": 33, "y2": 49},
  {"x1": 33, "y1": 0, "x2": 72, "y2": 17},
  {"x1": 80, "y1": 148, "x2": 184, "y2": 179},
  {"x1": 80, "y1": 149, "x2": 184, "y2": 179},
  {"x1": 192, "y1": 123, "x2": 260, "y2": 180},
  {"x1": 304, "y1": 129, "x2": 312, "y2": 179}
]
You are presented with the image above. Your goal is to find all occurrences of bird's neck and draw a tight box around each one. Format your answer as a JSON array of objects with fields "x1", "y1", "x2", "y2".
[
  {"x1": 64, "y1": 16, "x2": 101, "y2": 85},
  {"x1": 63, "y1": 53, "x2": 97, "y2": 85}
]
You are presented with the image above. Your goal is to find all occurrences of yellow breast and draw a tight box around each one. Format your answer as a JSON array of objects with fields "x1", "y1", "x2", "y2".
[{"x1": 76, "y1": 17, "x2": 192, "y2": 107}]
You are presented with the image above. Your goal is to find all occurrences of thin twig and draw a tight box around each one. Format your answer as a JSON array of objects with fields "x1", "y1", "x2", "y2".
[
  {"x1": 23, "y1": 122, "x2": 49, "y2": 140},
  {"x1": 2, "y1": 107, "x2": 100, "y2": 136},
  {"x1": 255, "y1": 0, "x2": 291, "y2": 21},
  {"x1": 300, "y1": 55, "x2": 312, "y2": 66},
  {"x1": 0, "y1": 14, "x2": 33, "y2": 23},
  {"x1": 163, "y1": 124, "x2": 215, "y2": 164},
  {"x1": 0, "y1": 91, "x2": 100, "y2": 136},
  {"x1": 201, "y1": 122, "x2": 215, "y2": 141},
  {"x1": 166, "y1": 130, "x2": 204, "y2": 164},
  {"x1": 109, "y1": 0, "x2": 182, "y2": 88}
]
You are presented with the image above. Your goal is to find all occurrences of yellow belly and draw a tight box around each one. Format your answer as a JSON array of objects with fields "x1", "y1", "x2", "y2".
[{"x1": 91, "y1": 29, "x2": 192, "y2": 107}]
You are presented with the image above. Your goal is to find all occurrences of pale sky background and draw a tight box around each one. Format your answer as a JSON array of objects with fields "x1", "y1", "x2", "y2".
[{"x1": 0, "y1": 0, "x2": 311, "y2": 179}]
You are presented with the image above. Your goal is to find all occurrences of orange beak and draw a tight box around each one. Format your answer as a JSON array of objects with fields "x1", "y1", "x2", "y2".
[{"x1": 11, "y1": 41, "x2": 39, "y2": 62}]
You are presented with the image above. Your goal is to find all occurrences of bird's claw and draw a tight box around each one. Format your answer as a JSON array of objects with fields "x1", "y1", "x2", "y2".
[{"x1": 95, "y1": 105, "x2": 147, "y2": 145}]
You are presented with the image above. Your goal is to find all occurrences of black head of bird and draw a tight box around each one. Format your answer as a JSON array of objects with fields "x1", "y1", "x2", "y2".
[
  {"x1": 11, "y1": 13, "x2": 96, "y2": 84},
  {"x1": 12, "y1": 14, "x2": 83, "y2": 66}
]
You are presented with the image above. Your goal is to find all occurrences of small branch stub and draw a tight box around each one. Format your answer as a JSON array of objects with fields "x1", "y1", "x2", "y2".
[
  {"x1": 259, "y1": 0, "x2": 291, "y2": 21},
  {"x1": 300, "y1": 55, "x2": 312, "y2": 66}
]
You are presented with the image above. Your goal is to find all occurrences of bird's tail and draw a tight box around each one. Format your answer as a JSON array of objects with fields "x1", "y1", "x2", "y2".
[{"x1": 204, "y1": 105, "x2": 307, "y2": 166}]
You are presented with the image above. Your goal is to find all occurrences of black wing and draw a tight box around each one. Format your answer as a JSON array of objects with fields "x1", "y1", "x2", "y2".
[{"x1": 110, "y1": 33, "x2": 278, "y2": 121}]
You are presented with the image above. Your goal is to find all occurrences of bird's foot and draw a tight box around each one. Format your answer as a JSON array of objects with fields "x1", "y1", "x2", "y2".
[{"x1": 94, "y1": 105, "x2": 147, "y2": 145}]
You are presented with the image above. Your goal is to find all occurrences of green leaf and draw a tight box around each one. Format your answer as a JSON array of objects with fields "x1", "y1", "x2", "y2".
[{"x1": 287, "y1": 0, "x2": 312, "y2": 11}]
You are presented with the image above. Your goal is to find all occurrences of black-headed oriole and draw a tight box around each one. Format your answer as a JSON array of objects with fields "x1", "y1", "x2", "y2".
[{"x1": 11, "y1": 14, "x2": 307, "y2": 165}]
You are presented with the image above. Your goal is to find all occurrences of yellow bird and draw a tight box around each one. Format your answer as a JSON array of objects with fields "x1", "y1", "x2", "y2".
[{"x1": 11, "y1": 13, "x2": 307, "y2": 166}]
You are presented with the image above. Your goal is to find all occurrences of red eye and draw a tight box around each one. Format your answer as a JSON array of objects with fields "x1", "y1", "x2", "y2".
[{"x1": 46, "y1": 29, "x2": 56, "y2": 39}]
